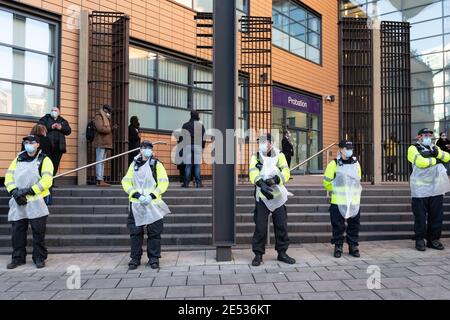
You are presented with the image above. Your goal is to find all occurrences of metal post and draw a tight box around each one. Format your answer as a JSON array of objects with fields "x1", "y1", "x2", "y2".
[
  {"x1": 373, "y1": 26, "x2": 382, "y2": 185},
  {"x1": 213, "y1": 0, "x2": 236, "y2": 262}
]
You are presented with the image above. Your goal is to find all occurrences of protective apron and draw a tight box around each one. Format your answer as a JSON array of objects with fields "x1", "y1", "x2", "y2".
[
  {"x1": 257, "y1": 148, "x2": 292, "y2": 212},
  {"x1": 332, "y1": 162, "x2": 362, "y2": 219},
  {"x1": 410, "y1": 163, "x2": 450, "y2": 198},
  {"x1": 8, "y1": 153, "x2": 50, "y2": 222},
  {"x1": 131, "y1": 160, "x2": 171, "y2": 227}
]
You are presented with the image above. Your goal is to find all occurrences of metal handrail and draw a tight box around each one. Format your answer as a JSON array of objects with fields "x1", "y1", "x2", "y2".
[
  {"x1": 53, "y1": 142, "x2": 167, "y2": 179},
  {"x1": 290, "y1": 142, "x2": 338, "y2": 172}
]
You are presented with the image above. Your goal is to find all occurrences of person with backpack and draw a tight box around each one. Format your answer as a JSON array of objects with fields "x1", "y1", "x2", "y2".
[
  {"x1": 323, "y1": 140, "x2": 362, "y2": 258},
  {"x1": 38, "y1": 106, "x2": 71, "y2": 177},
  {"x1": 4, "y1": 135, "x2": 54, "y2": 269},
  {"x1": 249, "y1": 134, "x2": 295, "y2": 267},
  {"x1": 93, "y1": 104, "x2": 114, "y2": 187},
  {"x1": 121, "y1": 140, "x2": 170, "y2": 270}
]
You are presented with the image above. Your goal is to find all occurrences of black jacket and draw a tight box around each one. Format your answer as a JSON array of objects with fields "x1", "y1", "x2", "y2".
[
  {"x1": 282, "y1": 137, "x2": 294, "y2": 157},
  {"x1": 38, "y1": 114, "x2": 72, "y2": 154},
  {"x1": 436, "y1": 138, "x2": 450, "y2": 153},
  {"x1": 181, "y1": 119, "x2": 206, "y2": 148},
  {"x1": 128, "y1": 125, "x2": 141, "y2": 150}
]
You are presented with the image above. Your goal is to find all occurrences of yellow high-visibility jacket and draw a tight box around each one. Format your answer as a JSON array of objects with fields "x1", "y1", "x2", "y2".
[
  {"x1": 249, "y1": 151, "x2": 290, "y2": 187},
  {"x1": 323, "y1": 158, "x2": 362, "y2": 205},
  {"x1": 4, "y1": 152, "x2": 54, "y2": 200},
  {"x1": 385, "y1": 139, "x2": 398, "y2": 157},
  {"x1": 407, "y1": 144, "x2": 450, "y2": 168},
  {"x1": 121, "y1": 157, "x2": 169, "y2": 202}
]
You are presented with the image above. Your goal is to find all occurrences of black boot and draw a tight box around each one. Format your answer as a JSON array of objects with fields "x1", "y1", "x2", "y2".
[
  {"x1": 252, "y1": 254, "x2": 263, "y2": 267},
  {"x1": 147, "y1": 259, "x2": 160, "y2": 269},
  {"x1": 277, "y1": 252, "x2": 296, "y2": 264},
  {"x1": 334, "y1": 244, "x2": 343, "y2": 258},
  {"x1": 195, "y1": 182, "x2": 204, "y2": 188},
  {"x1": 128, "y1": 259, "x2": 141, "y2": 270},
  {"x1": 7, "y1": 261, "x2": 25, "y2": 270},
  {"x1": 349, "y1": 245, "x2": 360, "y2": 258},
  {"x1": 415, "y1": 239, "x2": 426, "y2": 251},
  {"x1": 427, "y1": 240, "x2": 445, "y2": 250},
  {"x1": 35, "y1": 260, "x2": 46, "y2": 269}
]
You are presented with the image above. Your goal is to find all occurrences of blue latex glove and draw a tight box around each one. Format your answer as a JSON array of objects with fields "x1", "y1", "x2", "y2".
[{"x1": 139, "y1": 195, "x2": 151, "y2": 205}]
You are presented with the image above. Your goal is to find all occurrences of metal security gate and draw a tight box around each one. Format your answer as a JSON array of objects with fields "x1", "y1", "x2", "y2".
[
  {"x1": 381, "y1": 21, "x2": 411, "y2": 182},
  {"x1": 339, "y1": 18, "x2": 374, "y2": 182},
  {"x1": 88, "y1": 12, "x2": 129, "y2": 184}
]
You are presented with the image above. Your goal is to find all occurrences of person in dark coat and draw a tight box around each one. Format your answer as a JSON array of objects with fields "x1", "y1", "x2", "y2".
[
  {"x1": 281, "y1": 130, "x2": 294, "y2": 168},
  {"x1": 436, "y1": 132, "x2": 450, "y2": 175},
  {"x1": 38, "y1": 106, "x2": 72, "y2": 176},
  {"x1": 128, "y1": 116, "x2": 141, "y2": 166}
]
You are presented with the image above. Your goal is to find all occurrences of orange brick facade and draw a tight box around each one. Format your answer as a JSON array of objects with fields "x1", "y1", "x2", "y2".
[{"x1": 0, "y1": 0, "x2": 339, "y2": 180}]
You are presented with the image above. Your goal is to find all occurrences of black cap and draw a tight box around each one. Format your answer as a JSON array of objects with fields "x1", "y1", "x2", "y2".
[
  {"x1": 141, "y1": 140, "x2": 153, "y2": 149},
  {"x1": 23, "y1": 135, "x2": 40, "y2": 144},
  {"x1": 258, "y1": 133, "x2": 272, "y2": 143},
  {"x1": 418, "y1": 128, "x2": 434, "y2": 135},
  {"x1": 102, "y1": 104, "x2": 112, "y2": 113},
  {"x1": 339, "y1": 140, "x2": 353, "y2": 149}
]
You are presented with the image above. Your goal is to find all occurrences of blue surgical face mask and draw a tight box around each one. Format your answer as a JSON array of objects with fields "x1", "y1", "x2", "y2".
[
  {"x1": 25, "y1": 143, "x2": 37, "y2": 154},
  {"x1": 142, "y1": 149, "x2": 153, "y2": 158},
  {"x1": 259, "y1": 143, "x2": 268, "y2": 154},
  {"x1": 51, "y1": 111, "x2": 58, "y2": 119},
  {"x1": 422, "y1": 137, "x2": 432, "y2": 146},
  {"x1": 345, "y1": 149, "x2": 353, "y2": 158}
]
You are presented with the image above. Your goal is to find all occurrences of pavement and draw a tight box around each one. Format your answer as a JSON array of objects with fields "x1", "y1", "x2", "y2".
[{"x1": 1, "y1": 239, "x2": 450, "y2": 300}]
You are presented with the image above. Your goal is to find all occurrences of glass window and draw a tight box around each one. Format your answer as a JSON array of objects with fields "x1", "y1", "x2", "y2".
[
  {"x1": 173, "y1": 0, "x2": 192, "y2": 8},
  {"x1": 0, "y1": 7, "x2": 58, "y2": 118},
  {"x1": 129, "y1": 47, "x2": 156, "y2": 77},
  {"x1": 286, "y1": 109, "x2": 307, "y2": 128},
  {"x1": 129, "y1": 102, "x2": 156, "y2": 129},
  {"x1": 272, "y1": 0, "x2": 322, "y2": 64},
  {"x1": 158, "y1": 107, "x2": 191, "y2": 131},
  {"x1": 404, "y1": 2, "x2": 443, "y2": 24},
  {"x1": 174, "y1": 0, "x2": 249, "y2": 15},
  {"x1": 411, "y1": 36, "x2": 443, "y2": 56},
  {"x1": 411, "y1": 19, "x2": 443, "y2": 40}
]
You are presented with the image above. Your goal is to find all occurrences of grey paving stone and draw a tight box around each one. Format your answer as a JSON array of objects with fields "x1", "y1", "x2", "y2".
[
  {"x1": 409, "y1": 286, "x2": 450, "y2": 300},
  {"x1": 337, "y1": 290, "x2": 382, "y2": 300},
  {"x1": 166, "y1": 285, "x2": 203, "y2": 298},
  {"x1": 346, "y1": 269, "x2": 374, "y2": 279},
  {"x1": 253, "y1": 273, "x2": 288, "y2": 283},
  {"x1": 408, "y1": 266, "x2": 448, "y2": 276},
  {"x1": 0, "y1": 282, "x2": 18, "y2": 292},
  {"x1": 89, "y1": 288, "x2": 131, "y2": 300},
  {"x1": 326, "y1": 265, "x2": 358, "y2": 271},
  {"x1": 82, "y1": 278, "x2": 120, "y2": 289},
  {"x1": 14, "y1": 291, "x2": 58, "y2": 300},
  {"x1": 274, "y1": 281, "x2": 315, "y2": 294},
  {"x1": 117, "y1": 277, "x2": 154, "y2": 288},
  {"x1": 46, "y1": 279, "x2": 88, "y2": 291},
  {"x1": 308, "y1": 280, "x2": 350, "y2": 292},
  {"x1": 188, "y1": 275, "x2": 220, "y2": 285},
  {"x1": 0, "y1": 292, "x2": 21, "y2": 300},
  {"x1": 409, "y1": 275, "x2": 450, "y2": 286},
  {"x1": 240, "y1": 283, "x2": 278, "y2": 295},
  {"x1": 205, "y1": 285, "x2": 241, "y2": 297},
  {"x1": 381, "y1": 277, "x2": 422, "y2": 289},
  {"x1": 438, "y1": 265, "x2": 450, "y2": 273},
  {"x1": 128, "y1": 287, "x2": 168, "y2": 300},
  {"x1": 190, "y1": 296, "x2": 224, "y2": 300},
  {"x1": 51, "y1": 290, "x2": 95, "y2": 300},
  {"x1": 300, "y1": 292, "x2": 342, "y2": 300},
  {"x1": 224, "y1": 295, "x2": 262, "y2": 300},
  {"x1": 220, "y1": 274, "x2": 255, "y2": 285},
  {"x1": 152, "y1": 276, "x2": 187, "y2": 287},
  {"x1": 375, "y1": 288, "x2": 423, "y2": 300},
  {"x1": 107, "y1": 273, "x2": 140, "y2": 279},
  {"x1": 189, "y1": 265, "x2": 220, "y2": 272},
  {"x1": 342, "y1": 279, "x2": 382, "y2": 291},
  {"x1": 220, "y1": 265, "x2": 251, "y2": 271},
  {"x1": 262, "y1": 293, "x2": 301, "y2": 300},
  {"x1": 285, "y1": 271, "x2": 321, "y2": 282},
  {"x1": 8, "y1": 281, "x2": 53, "y2": 292},
  {"x1": 316, "y1": 270, "x2": 354, "y2": 281},
  {"x1": 381, "y1": 267, "x2": 418, "y2": 278}
]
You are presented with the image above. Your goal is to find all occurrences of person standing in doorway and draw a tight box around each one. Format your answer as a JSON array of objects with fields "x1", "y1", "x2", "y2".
[
  {"x1": 181, "y1": 111, "x2": 205, "y2": 188},
  {"x1": 384, "y1": 133, "x2": 398, "y2": 181},
  {"x1": 408, "y1": 128, "x2": 450, "y2": 251},
  {"x1": 38, "y1": 106, "x2": 71, "y2": 177},
  {"x1": 94, "y1": 104, "x2": 114, "y2": 187},
  {"x1": 282, "y1": 130, "x2": 294, "y2": 169},
  {"x1": 436, "y1": 132, "x2": 450, "y2": 175},
  {"x1": 4, "y1": 135, "x2": 54, "y2": 269},
  {"x1": 128, "y1": 116, "x2": 141, "y2": 166}
]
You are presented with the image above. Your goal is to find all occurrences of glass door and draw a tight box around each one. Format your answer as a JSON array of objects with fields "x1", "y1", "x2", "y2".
[{"x1": 290, "y1": 129, "x2": 308, "y2": 174}]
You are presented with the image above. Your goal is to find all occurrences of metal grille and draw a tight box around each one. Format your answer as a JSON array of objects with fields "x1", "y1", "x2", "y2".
[
  {"x1": 381, "y1": 21, "x2": 411, "y2": 182},
  {"x1": 340, "y1": 18, "x2": 374, "y2": 182},
  {"x1": 195, "y1": 12, "x2": 213, "y2": 68},
  {"x1": 88, "y1": 12, "x2": 129, "y2": 184},
  {"x1": 240, "y1": 16, "x2": 272, "y2": 181}
]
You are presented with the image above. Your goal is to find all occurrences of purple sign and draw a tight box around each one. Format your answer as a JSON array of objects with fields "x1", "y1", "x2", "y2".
[{"x1": 272, "y1": 87, "x2": 321, "y2": 115}]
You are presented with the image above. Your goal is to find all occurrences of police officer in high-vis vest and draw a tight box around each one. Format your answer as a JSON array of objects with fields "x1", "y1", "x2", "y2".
[
  {"x1": 408, "y1": 128, "x2": 450, "y2": 251},
  {"x1": 4, "y1": 135, "x2": 54, "y2": 269},
  {"x1": 121, "y1": 141, "x2": 170, "y2": 270},
  {"x1": 249, "y1": 134, "x2": 295, "y2": 267},
  {"x1": 323, "y1": 140, "x2": 362, "y2": 258}
]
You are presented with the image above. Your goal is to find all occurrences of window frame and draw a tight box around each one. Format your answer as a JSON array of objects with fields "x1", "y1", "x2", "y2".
[
  {"x1": 171, "y1": 0, "x2": 250, "y2": 15},
  {"x1": 0, "y1": 3, "x2": 61, "y2": 121},
  {"x1": 272, "y1": 0, "x2": 323, "y2": 65}
]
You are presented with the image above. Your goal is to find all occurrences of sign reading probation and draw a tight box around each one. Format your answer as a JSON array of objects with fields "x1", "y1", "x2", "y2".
[{"x1": 273, "y1": 86, "x2": 321, "y2": 115}]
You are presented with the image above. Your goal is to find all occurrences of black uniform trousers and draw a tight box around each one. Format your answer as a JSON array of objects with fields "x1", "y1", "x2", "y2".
[
  {"x1": 252, "y1": 200, "x2": 290, "y2": 255},
  {"x1": 11, "y1": 216, "x2": 48, "y2": 264},
  {"x1": 329, "y1": 204, "x2": 360, "y2": 246},
  {"x1": 412, "y1": 195, "x2": 443, "y2": 241},
  {"x1": 127, "y1": 207, "x2": 164, "y2": 262},
  {"x1": 49, "y1": 151, "x2": 63, "y2": 176}
]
